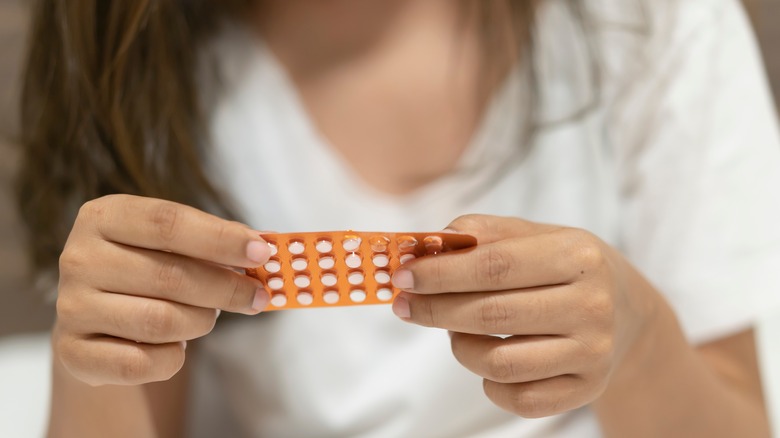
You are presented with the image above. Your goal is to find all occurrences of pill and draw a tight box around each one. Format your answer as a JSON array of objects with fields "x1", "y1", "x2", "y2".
[
  {"x1": 400, "y1": 253, "x2": 416, "y2": 264},
  {"x1": 350, "y1": 289, "x2": 367, "y2": 303},
  {"x1": 372, "y1": 254, "x2": 389, "y2": 267},
  {"x1": 291, "y1": 257, "x2": 308, "y2": 271},
  {"x1": 348, "y1": 271, "x2": 365, "y2": 285},
  {"x1": 345, "y1": 253, "x2": 362, "y2": 268},
  {"x1": 270, "y1": 293, "x2": 288, "y2": 307},
  {"x1": 321, "y1": 272, "x2": 337, "y2": 287},
  {"x1": 294, "y1": 275, "x2": 311, "y2": 288},
  {"x1": 318, "y1": 256, "x2": 335, "y2": 269},
  {"x1": 323, "y1": 290, "x2": 340, "y2": 304},
  {"x1": 267, "y1": 243, "x2": 278, "y2": 256},
  {"x1": 267, "y1": 277, "x2": 284, "y2": 290},
  {"x1": 374, "y1": 270, "x2": 390, "y2": 284},
  {"x1": 369, "y1": 235, "x2": 390, "y2": 252},
  {"x1": 342, "y1": 235, "x2": 362, "y2": 251},
  {"x1": 288, "y1": 241, "x2": 305, "y2": 255},
  {"x1": 264, "y1": 259, "x2": 281, "y2": 273},
  {"x1": 316, "y1": 239, "x2": 333, "y2": 253},
  {"x1": 398, "y1": 236, "x2": 418, "y2": 251},
  {"x1": 376, "y1": 288, "x2": 394, "y2": 301},
  {"x1": 297, "y1": 291, "x2": 314, "y2": 306}
]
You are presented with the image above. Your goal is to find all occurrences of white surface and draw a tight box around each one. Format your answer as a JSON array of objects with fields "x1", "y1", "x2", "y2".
[{"x1": 0, "y1": 333, "x2": 50, "y2": 438}]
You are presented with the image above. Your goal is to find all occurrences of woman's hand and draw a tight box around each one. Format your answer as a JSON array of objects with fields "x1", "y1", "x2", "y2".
[
  {"x1": 390, "y1": 214, "x2": 658, "y2": 418},
  {"x1": 55, "y1": 195, "x2": 272, "y2": 386}
]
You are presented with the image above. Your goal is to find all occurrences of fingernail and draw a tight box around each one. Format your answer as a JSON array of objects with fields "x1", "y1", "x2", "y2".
[
  {"x1": 251, "y1": 288, "x2": 269, "y2": 313},
  {"x1": 392, "y1": 269, "x2": 414, "y2": 290},
  {"x1": 246, "y1": 240, "x2": 270, "y2": 265},
  {"x1": 392, "y1": 295, "x2": 411, "y2": 319}
]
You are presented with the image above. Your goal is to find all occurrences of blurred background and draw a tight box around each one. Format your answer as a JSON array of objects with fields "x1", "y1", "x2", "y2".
[{"x1": 0, "y1": 0, "x2": 779, "y2": 436}]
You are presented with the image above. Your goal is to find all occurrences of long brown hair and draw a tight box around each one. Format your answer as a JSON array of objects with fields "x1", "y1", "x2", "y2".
[{"x1": 16, "y1": 1, "x2": 539, "y2": 277}]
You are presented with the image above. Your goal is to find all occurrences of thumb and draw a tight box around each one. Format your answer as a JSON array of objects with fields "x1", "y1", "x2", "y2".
[{"x1": 444, "y1": 214, "x2": 551, "y2": 244}]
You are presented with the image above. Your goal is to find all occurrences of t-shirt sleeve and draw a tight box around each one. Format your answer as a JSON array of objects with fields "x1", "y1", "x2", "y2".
[{"x1": 608, "y1": 0, "x2": 780, "y2": 344}]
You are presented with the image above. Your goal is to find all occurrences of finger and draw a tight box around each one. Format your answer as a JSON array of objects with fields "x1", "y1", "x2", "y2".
[
  {"x1": 63, "y1": 242, "x2": 268, "y2": 315},
  {"x1": 450, "y1": 333, "x2": 581, "y2": 384},
  {"x1": 392, "y1": 229, "x2": 598, "y2": 294},
  {"x1": 393, "y1": 286, "x2": 578, "y2": 334},
  {"x1": 483, "y1": 375, "x2": 593, "y2": 418},
  {"x1": 77, "y1": 195, "x2": 270, "y2": 268},
  {"x1": 59, "y1": 291, "x2": 218, "y2": 344},
  {"x1": 444, "y1": 214, "x2": 560, "y2": 244},
  {"x1": 56, "y1": 334, "x2": 186, "y2": 386}
]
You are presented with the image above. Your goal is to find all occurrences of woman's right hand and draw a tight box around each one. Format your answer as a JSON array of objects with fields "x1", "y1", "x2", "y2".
[{"x1": 54, "y1": 195, "x2": 272, "y2": 386}]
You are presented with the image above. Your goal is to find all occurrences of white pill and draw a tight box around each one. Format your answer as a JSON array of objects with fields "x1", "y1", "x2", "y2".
[
  {"x1": 345, "y1": 253, "x2": 362, "y2": 269},
  {"x1": 264, "y1": 260, "x2": 281, "y2": 273},
  {"x1": 374, "y1": 270, "x2": 390, "y2": 284},
  {"x1": 376, "y1": 288, "x2": 394, "y2": 302},
  {"x1": 400, "y1": 253, "x2": 416, "y2": 264},
  {"x1": 288, "y1": 241, "x2": 305, "y2": 255},
  {"x1": 342, "y1": 236, "x2": 362, "y2": 251},
  {"x1": 270, "y1": 293, "x2": 288, "y2": 307},
  {"x1": 318, "y1": 256, "x2": 335, "y2": 269},
  {"x1": 267, "y1": 277, "x2": 284, "y2": 290},
  {"x1": 267, "y1": 243, "x2": 278, "y2": 256},
  {"x1": 316, "y1": 239, "x2": 333, "y2": 253},
  {"x1": 296, "y1": 291, "x2": 313, "y2": 305},
  {"x1": 348, "y1": 271, "x2": 364, "y2": 285},
  {"x1": 323, "y1": 290, "x2": 340, "y2": 304},
  {"x1": 321, "y1": 273, "x2": 337, "y2": 287},
  {"x1": 294, "y1": 275, "x2": 311, "y2": 288},
  {"x1": 372, "y1": 254, "x2": 389, "y2": 267},
  {"x1": 291, "y1": 258, "x2": 308, "y2": 271},
  {"x1": 349, "y1": 289, "x2": 367, "y2": 303}
]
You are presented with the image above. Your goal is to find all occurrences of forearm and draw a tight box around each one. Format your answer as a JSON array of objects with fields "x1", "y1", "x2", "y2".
[
  {"x1": 592, "y1": 276, "x2": 771, "y2": 438},
  {"x1": 48, "y1": 355, "x2": 158, "y2": 438}
]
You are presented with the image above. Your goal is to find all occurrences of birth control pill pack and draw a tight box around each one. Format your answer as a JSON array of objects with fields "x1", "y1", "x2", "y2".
[{"x1": 246, "y1": 231, "x2": 477, "y2": 310}]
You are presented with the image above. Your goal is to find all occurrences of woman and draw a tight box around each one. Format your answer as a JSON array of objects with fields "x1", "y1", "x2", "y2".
[{"x1": 14, "y1": 0, "x2": 780, "y2": 436}]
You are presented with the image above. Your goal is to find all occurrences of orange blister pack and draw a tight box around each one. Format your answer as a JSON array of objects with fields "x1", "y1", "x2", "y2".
[{"x1": 246, "y1": 231, "x2": 477, "y2": 310}]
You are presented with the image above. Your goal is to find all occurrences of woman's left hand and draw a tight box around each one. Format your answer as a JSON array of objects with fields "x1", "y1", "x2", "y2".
[{"x1": 391, "y1": 214, "x2": 658, "y2": 418}]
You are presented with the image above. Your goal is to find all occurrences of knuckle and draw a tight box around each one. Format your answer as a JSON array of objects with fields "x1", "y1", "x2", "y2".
[
  {"x1": 509, "y1": 388, "x2": 549, "y2": 418},
  {"x1": 225, "y1": 274, "x2": 250, "y2": 311},
  {"x1": 477, "y1": 295, "x2": 512, "y2": 330},
  {"x1": 55, "y1": 295, "x2": 80, "y2": 324},
  {"x1": 139, "y1": 301, "x2": 177, "y2": 341},
  {"x1": 413, "y1": 297, "x2": 437, "y2": 328},
  {"x1": 150, "y1": 202, "x2": 181, "y2": 245},
  {"x1": 78, "y1": 196, "x2": 117, "y2": 233},
  {"x1": 569, "y1": 230, "x2": 605, "y2": 270},
  {"x1": 58, "y1": 246, "x2": 88, "y2": 276},
  {"x1": 117, "y1": 347, "x2": 153, "y2": 384},
  {"x1": 477, "y1": 246, "x2": 512, "y2": 288},
  {"x1": 155, "y1": 258, "x2": 188, "y2": 294},
  {"x1": 486, "y1": 346, "x2": 516, "y2": 382}
]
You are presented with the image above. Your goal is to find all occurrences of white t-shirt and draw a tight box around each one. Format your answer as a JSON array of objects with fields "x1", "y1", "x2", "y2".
[{"x1": 193, "y1": 0, "x2": 780, "y2": 436}]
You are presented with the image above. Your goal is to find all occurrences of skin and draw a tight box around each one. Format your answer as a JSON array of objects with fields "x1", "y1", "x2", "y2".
[{"x1": 49, "y1": 1, "x2": 771, "y2": 436}]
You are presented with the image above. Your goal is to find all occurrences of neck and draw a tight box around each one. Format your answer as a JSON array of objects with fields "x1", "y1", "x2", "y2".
[{"x1": 253, "y1": 0, "x2": 471, "y2": 79}]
